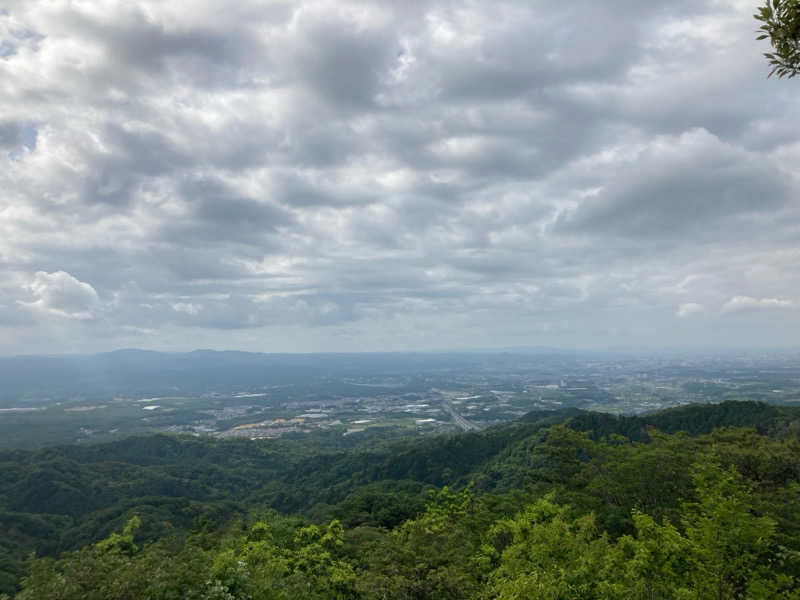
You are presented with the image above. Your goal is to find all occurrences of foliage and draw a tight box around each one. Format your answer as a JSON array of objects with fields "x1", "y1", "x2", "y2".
[
  {"x1": 2, "y1": 401, "x2": 800, "y2": 597},
  {"x1": 360, "y1": 486, "x2": 488, "y2": 599},
  {"x1": 756, "y1": 0, "x2": 800, "y2": 77},
  {"x1": 13, "y1": 456, "x2": 799, "y2": 599},
  {"x1": 485, "y1": 494, "x2": 612, "y2": 599}
]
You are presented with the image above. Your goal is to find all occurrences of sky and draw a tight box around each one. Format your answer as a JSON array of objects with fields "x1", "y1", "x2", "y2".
[{"x1": 0, "y1": 0, "x2": 798, "y2": 355}]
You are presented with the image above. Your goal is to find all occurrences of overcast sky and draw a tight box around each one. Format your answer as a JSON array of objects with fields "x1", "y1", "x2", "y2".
[{"x1": 0, "y1": 0, "x2": 798, "y2": 355}]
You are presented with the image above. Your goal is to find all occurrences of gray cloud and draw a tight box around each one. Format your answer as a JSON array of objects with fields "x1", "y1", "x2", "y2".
[
  {"x1": 554, "y1": 129, "x2": 794, "y2": 240},
  {"x1": 284, "y1": 10, "x2": 399, "y2": 109},
  {"x1": 0, "y1": 121, "x2": 24, "y2": 147},
  {"x1": 0, "y1": 0, "x2": 797, "y2": 353}
]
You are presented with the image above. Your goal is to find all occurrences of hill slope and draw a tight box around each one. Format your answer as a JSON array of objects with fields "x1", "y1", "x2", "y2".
[{"x1": 1, "y1": 400, "x2": 799, "y2": 596}]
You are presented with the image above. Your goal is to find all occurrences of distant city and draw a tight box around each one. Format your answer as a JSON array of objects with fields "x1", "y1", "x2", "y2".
[{"x1": 0, "y1": 349, "x2": 798, "y2": 449}]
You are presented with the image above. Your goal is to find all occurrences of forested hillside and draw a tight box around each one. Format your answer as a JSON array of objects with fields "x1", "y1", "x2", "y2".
[{"x1": 2, "y1": 401, "x2": 799, "y2": 598}]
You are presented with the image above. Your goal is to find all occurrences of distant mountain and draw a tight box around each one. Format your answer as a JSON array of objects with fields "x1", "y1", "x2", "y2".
[{"x1": 0, "y1": 349, "x2": 497, "y2": 404}]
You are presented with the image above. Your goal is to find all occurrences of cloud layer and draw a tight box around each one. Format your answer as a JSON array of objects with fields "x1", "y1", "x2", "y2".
[{"x1": 1, "y1": 0, "x2": 798, "y2": 353}]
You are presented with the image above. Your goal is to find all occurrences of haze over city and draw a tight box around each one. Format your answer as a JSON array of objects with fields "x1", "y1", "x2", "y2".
[{"x1": 1, "y1": 0, "x2": 798, "y2": 354}]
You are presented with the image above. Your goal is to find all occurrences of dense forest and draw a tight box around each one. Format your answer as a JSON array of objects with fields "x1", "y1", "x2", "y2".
[{"x1": 1, "y1": 401, "x2": 799, "y2": 598}]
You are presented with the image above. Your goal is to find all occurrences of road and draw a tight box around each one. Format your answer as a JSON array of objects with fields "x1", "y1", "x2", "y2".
[{"x1": 442, "y1": 400, "x2": 481, "y2": 431}]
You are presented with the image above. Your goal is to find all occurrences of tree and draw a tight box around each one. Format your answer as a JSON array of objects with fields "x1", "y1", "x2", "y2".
[
  {"x1": 755, "y1": 0, "x2": 800, "y2": 77},
  {"x1": 485, "y1": 494, "x2": 612, "y2": 599},
  {"x1": 680, "y1": 461, "x2": 781, "y2": 599},
  {"x1": 361, "y1": 486, "x2": 486, "y2": 599}
]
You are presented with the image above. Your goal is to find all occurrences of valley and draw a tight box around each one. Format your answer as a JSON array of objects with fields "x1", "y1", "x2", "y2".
[{"x1": 1, "y1": 350, "x2": 799, "y2": 449}]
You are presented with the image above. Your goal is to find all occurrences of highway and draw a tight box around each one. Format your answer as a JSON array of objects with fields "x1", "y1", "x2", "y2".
[{"x1": 442, "y1": 400, "x2": 481, "y2": 431}]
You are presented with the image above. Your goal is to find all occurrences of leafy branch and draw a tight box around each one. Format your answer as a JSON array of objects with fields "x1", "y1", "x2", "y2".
[{"x1": 755, "y1": 0, "x2": 800, "y2": 78}]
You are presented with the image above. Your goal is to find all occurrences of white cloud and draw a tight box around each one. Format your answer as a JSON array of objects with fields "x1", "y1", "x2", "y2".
[
  {"x1": 172, "y1": 302, "x2": 201, "y2": 316},
  {"x1": 676, "y1": 302, "x2": 705, "y2": 318},
  {"x1": 23, "y1": 270, "x2": 99, "y2": 320},
  {"x1": 721, "y1": 296, "x2": 793, "y2": 313}
]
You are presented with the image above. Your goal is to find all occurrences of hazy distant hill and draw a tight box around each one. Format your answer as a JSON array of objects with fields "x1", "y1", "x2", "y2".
[{"x1": 0, "y1": 349, "x2": 504, "y2": 404}]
